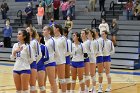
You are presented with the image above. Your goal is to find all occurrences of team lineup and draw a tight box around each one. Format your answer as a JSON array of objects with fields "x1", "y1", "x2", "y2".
[{"x1": 10, "y1": 24, "x2": 115, "y2": 93}]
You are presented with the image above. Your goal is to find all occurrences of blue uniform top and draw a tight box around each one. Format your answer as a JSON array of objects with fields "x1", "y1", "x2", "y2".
[
  {"x1": 37, "y1": 44, "x2": 49, "y2": 68},
  {"x1": 3, "y1": 26, "x2": 13, "y2": 37}
]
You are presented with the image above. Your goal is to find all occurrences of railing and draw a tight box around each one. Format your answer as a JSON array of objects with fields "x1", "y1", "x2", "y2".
[
  {"x1": 91, "y1": 18, "x2": 97, "y2": 29},
  {"x1": 101, "y1": 10, "x2": 106, "y2": 19},
  {"x1": 109, "y1": 1, "x2": 115, "y2": 16},
  {"x1": 17, "y1": 10, "x2": 23, "y2": 26}
]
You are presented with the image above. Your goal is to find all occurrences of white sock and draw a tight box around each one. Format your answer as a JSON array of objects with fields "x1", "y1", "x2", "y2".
[{"x1": 108, "y1": 84, "x2": 111, "y2": 88}]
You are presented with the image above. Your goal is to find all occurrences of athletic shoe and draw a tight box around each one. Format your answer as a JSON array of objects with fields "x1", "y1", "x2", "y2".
[{"x1": 105, "y1": 87, "x2": 111, "y2": 92}]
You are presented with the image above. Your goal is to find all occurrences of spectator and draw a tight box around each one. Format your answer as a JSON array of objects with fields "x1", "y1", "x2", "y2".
[
  {"x1": 61, "y1": 0, "x2": 69, "y2": 20},
  {"x1": 25, "y1": 3, "x2": 33, "y2": 27},
  {"x1": 49, "y1": 17, "x2": 56, "y2": 27},
  {"x1": 98, "y1": 18, "x2": 109, "y2": 35},
  {"x1": 89, "y1": 0, "x2": 96, "y2": 11},
  {"x1": 65, "y1": 16, "x2": 73, "y2": 39},
  {"x1": 3, "y1": 19, "x2": 12, "y2": 48},
  {"x1": 53, "y1": 0, "x2": 60, "y2": 20},
  {"x1": 0, "y1": 0, "x2": 9, "y2": 19},
  {"x1": 99, "y1": 0, "x2": 105, "y2": 11},
  {"x1": 69, "y1": 0, "x2": 76, "y2": 19},
  {"x1": 37, "y1": 3, "x2": 44, "y2": 26},
  {"x1": 133, "y1": 1, "x2": 140, "y2": 20},
  {"x1": 45, "y1": 0, "x2": 53, "y2": 20},
  {"x1": 110, "y1": 19, "x2": 119, "y2": 46},
  {"x1": 65, "y1": 16, "x2": 73, "y2": 32},
  {"x1": 125, "y1": 0, "x2": 134, "y2": 20}
]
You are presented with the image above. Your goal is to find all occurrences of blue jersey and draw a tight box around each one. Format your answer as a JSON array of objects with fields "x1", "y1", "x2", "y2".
[{"x1": 37, "y1": 44, "x2": 49, "y2": 69}]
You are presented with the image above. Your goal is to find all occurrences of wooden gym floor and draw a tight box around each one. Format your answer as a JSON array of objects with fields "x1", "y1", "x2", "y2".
[{"x1": 0, "y1": 61, "x2": 140, "y2": 93}]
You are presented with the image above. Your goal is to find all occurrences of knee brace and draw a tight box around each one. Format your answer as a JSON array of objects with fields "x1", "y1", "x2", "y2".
[
  {"x1": 98, "y1": 73, "x2": 103, "y2": 77},
  {"x1": 71, "y1": 80, "x2": 76, "y2": 83},
  {"x1": 65, "y1": 78, "x2": 71, "y2": 84},
  {"x1": 79, "y1": 79, "x2": 85, "y2": 84},
  {"x1": 16, "y1": 91, "x2": 21, "y2": 93},
  {"x1": 30, "y1": 86, "x2": 36, "y2": 91},
  {"x1": 39, "y1": 86, "x2": 46, "y2": 91},
  {"x1": 106, "y1": 74, "x2": 111, "y2": 78},
  {"x1": 92, "y1": 76, "x2": 96, "y2": 82},
  {"x1": 59, "y1": 79, "x2": 66, "y2": 84},
  {"x1": 85, "y1": 75, "x2": 90, "y2": 81},
  {"x1": 22, "y1": 90, "x2": 29, "y2": 93}
]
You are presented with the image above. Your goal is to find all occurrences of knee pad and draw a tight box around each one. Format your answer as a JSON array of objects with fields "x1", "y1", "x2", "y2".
[
  {"x1": 22, "y1": 90, "x2": 29, "y2": 93},
  {"x1": 71, "y1": 80, "x2": 76, "y2": 83},
  {"x1": 85, "y1": 75, "x2": 90, "y2": 81},
  {"x1": 106, "y1": 74, "x2": 111, "y2": 78},
  {"x1": 30, "y1": 86, "x2": 36, "y2": 91},
  {"x1": 92, "y1": 76, "x2": 96, "y2": 82},
  {"x1": 65, "y1": 78, "x2": 71, "y2": 84},
  {"x1": 98, "y1": 73, "x2": 103, "y2": 77},
  {"x1": 79, "y1": 79, "x2": 85, "y2": 84},
  {"x1": 39, "y1": 86, "x2": 46, "y2": 91},
  {"x1": 59, "y1": 79, "x2": 66, "y2": 84},
  {"x1": 16, "y1": 91, "x2": 21, "y2": 93}
]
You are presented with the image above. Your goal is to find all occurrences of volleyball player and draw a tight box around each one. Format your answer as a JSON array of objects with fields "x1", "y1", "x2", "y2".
[
  {"x1": 26, "y1": 27, "x2": 42, "y2": 93},
  {"x1": 95, "y1": 29, "x2": 104, "y2": 93},
  {"x1": 71, "y1": 32, "x2": 86, "y2": 93},
  {"x1": 43, "y1": 26, "x2": 57, "y2": 93},
  {"x1": 11, "y1": 30, "x2": 35, "y2": 93},
  {"x1": 81, "y1": 29, "x2": 90, "y2": 92},
  {"x1": 53, "y1": 24, "x2": 67, "y2": 93},
  {"x1": 63, "y1": 27, "x2": 72, "y2": 93},
  {"x1": 101, "y1": 31, "x2": 115, "y2": 92},
  {"x1": 37, "y1": 33, "x2": 49, "y2": 93},
  {"x1": 87, "y1": 29, "x2": 98, "y2": 93}
]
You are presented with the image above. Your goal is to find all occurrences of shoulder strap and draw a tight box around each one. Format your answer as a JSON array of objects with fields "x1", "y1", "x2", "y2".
[
  {"x1": 80, "y1": 43, "x2": 83, "y2": 53},
  {"x1": 51, "y1": 37, "x2": 55, "y2": 51}
]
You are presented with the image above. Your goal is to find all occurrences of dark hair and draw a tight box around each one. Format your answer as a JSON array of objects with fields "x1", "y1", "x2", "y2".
[
  {"x1": 102, "y1": 30, "x2": 108, "y2": 35},
  {"x1": 54, "y1": 24, "x2": 63, "y2": 35},
  {"x1": 88, "y1": 29, "x2": 96, "y2": 39},
  {"x1": 63, "y1": 27, "x2": 69, "y2": 36},
  {"x1": 20, "y1": 29, "x2": 30, "y2": 44},
  {"x1": 38, "y1": 32, "x2": 45, "y2": 44},
  {"x1": 73, "y1": 32, "x2": 82, "y2": 42}
]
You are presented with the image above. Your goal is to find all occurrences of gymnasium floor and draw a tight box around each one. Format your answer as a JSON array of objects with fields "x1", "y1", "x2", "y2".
[{"x1": 0, "y1": 62, "x2": 140, "y2": 93}]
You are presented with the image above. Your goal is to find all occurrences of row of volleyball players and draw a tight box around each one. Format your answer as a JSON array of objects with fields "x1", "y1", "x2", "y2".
[{"x1": 11, "y1": 23, "x2": 115, "y2": 93}]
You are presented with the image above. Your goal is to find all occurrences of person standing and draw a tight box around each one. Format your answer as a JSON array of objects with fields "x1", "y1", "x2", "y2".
[
  {"x1": 43, "y1": 26, "x2": 58, "y2": 93},
  {"x1": 125, "y1": 0, "x2": 134, "y2": 20},
  {"x1": 0, "y1": 0, "x2": 9, "y2": 19},
  {"x1": 110, "y1": 19, "x2": 119, "y2": 46},
  {"x1": 37, "y1": 3, "x2": 44, "y2": 26},
  {"x1": 89, "y1": 0, "x2": 96, "y2": 11},
  {"x1": 25, "y1": 3, "x2": 33, "y2": 27},
  {"x1": 99, "y1": 0, "x2": 105, "y2": 11},
  {"x1": 26, "y1": 27, "x2": 42, "y2": 93},
  {"x1": 53, "y1": 24, "x2": 67, "y2": 93},
  {"x1": 101, "y1": 30, "x2": 115, "y2": 92},
  {"x1": 10, "y1": 29, "x2": 35, "y2": 93},
  {"x1": 80, "y1": 29, "x2": 91, "y2": 92},
  {"x1": 3, "y1": 19, "x2": 12, "y2": 48},
  {"x1": 99, "y1": 18, "x2": 109, "y2": 35},
  {"x1": 44, "y1": 0, "x2": 53, "y2": 20},
  {"x1": 61, "y1": 0, "x2": 69, "y2": 20},
  {"x1": 53, "y1": 0, "x2": 60, "y2": 20},
  {"x1": 71, "y1": 32, "x2": 86, "y2": 93}
]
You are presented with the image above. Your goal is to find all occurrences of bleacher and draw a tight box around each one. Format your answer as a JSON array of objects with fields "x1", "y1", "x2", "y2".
[{"x1": 0, "y1": 0, "x2": 140, "y2": 69}]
